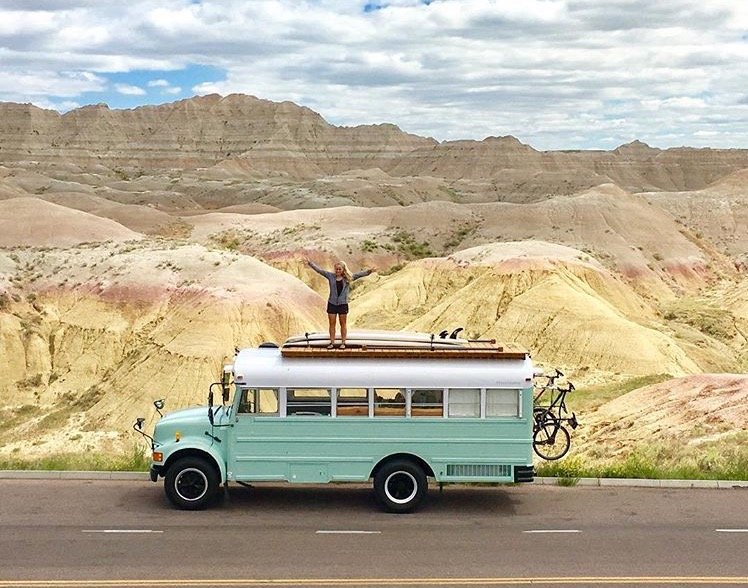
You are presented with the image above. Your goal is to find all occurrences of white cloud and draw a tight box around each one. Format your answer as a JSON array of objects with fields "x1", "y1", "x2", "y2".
[
  {"x1": 0, "y1": 0, "x2": 746, "y2": 149},
  {"x1": 114, "y1": 83, "x2": 146, "y2": 95},
  {"x1": 0, "y1": 69, "x2": 106, "y2": 99},
  {"x1": 148, "y1": 78, "x2": 182, "y2": 94}
]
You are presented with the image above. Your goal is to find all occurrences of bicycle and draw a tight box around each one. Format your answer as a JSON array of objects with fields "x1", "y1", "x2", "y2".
[
  {"x1": 532, "y1": 376, "x2": 579, "y2": 461},
  {"x1": 532, "y1": 368, "x2": 563, "y2": 432}
]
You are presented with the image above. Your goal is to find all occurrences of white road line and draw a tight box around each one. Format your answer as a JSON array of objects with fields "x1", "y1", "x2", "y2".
[
  {"x1": 316, "y1": 530, "x2": 382, "y2": 534},
  {"x1": 715, "y1": 529, "x2": 748, "y2": 533},
  {"x1": 523, "y1": 529, "x2": 581, "y2": 534},
  {"x1": 82, "y1": 530, "x2": 164, "y2": 534}
]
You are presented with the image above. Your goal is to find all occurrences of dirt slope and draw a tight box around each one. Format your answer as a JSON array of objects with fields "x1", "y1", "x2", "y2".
[
  {"x1": 0, "y1": 197, "x2": 143, "y2": 246},
  {"x1": 0, "y1": 242, "x2": 323, "y2": 456},
  {"x1": 578, "y1": 374, "x2": 748, "y2": 464}
]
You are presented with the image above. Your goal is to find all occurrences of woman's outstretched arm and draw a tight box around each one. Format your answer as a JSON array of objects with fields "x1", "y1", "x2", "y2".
[
  {"x1": 352, "y1": 268, "x2": 374, "y2": 280},
  {"x1": 307, "y1": 259, "x2": 333, "y2": 279}
]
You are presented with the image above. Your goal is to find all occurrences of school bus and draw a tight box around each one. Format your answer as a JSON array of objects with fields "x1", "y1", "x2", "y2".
[{"x1": 135, "y1": 330, "x2": 535, "y2": 513}]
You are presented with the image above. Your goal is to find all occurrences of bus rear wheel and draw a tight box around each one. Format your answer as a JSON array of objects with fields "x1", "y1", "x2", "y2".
[
  {"x1": 374, "y1": 460, "x2": 427, "y2": 513},
  {"x1": 164, "y1": 456, "x2": 219, "y2": 510}
]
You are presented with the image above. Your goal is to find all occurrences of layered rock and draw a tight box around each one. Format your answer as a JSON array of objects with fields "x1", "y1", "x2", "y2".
[
  {"x1": 386, "y1": 137, "x2": 748, "y2": 198},
  {"x1": 0, "y1": 94, "x2": 435, "y2": 174},
  {"x1": 2, "y1": 95, "x2": 748, "y2": 196}
]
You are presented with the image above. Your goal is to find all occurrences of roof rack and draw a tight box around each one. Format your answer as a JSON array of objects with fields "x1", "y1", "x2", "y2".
[{"x1": 280, "y1": 336, "x2": 528, "y2": 360}]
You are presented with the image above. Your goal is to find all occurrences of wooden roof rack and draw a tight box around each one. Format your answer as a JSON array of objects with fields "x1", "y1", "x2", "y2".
[{"x1": 280, "y1": 341, "x2": 529, "y2": 360}]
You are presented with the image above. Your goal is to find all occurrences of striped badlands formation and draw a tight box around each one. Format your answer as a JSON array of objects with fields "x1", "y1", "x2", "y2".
[{"x1": 0, "y1": 93, "x2": 746, "y2": 466}]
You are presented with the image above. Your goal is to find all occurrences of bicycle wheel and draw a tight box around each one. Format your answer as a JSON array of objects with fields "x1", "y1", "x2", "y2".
[{"x1": 533, "y1": 422, "x2": 571, "y2": 460}]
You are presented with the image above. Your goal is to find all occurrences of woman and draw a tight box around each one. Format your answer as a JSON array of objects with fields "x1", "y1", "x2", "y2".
[{"x1": 306, "y1": 259, "x2": 373, "y2": 349}]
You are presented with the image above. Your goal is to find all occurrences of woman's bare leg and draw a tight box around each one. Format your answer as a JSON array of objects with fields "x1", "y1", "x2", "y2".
[
  {"x1": 327, "y1": 313, "x2": 337, "y2": 345},
  {"x1": 339, "y1": 314, "x2": 348, "y2": 347}
]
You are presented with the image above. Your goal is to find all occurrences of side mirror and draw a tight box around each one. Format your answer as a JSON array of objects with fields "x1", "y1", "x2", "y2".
[
  {"x1": 221, "y1": 365, "x2": 232, "y2": 403},
  {"x1": 135, "y1": 417, "x2": 145, "y2": 430}
]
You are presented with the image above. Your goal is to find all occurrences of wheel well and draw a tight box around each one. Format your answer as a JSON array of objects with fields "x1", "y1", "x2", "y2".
[
  {"x1": 371, "y1": 453, "x2": 434, "y2": 479},
  {"x1": 163, "y1": 449, "x2": 221, "y2": 480}
]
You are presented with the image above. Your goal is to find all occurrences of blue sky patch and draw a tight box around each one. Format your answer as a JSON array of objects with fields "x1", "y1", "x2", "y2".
[
  {"x1": 364, "y1": 1, "x2": 432, "y2": 13},
  {"x1": 363, "y1": 2, "x2": 385, "y2": 12},
  {"x1": 70, "y1": 64, "x2": 225, "y2": 110}
]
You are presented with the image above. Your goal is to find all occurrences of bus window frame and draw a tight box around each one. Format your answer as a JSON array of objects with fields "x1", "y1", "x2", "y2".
[
  {"x1": 409, "y1": 387, "x2": 446, "y2": 417},
  {"x1": 445, "y1": 388, "x2": 481, "y2": 418},
  {"x1": 285, "y1": 386, "x2": 333, "y2": 417},
  {"x1": 237, "y1": 387, "x2": 280, "y2": 416},
  {"x1": 334, "y1": 387, "x2": 370, "y2": 417},
  {"x1": 372, "y1": 387, "x2": 406, "y2": 417}
]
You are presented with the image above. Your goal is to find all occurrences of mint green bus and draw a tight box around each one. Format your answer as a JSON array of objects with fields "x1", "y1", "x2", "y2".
[{"x1": 135, "y1": 331, "x2": 535, "y2": 513}]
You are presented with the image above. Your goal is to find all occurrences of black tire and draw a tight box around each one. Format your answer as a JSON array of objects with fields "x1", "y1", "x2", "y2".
[
  {"x1": 533, "y1": 422, "x2": 571, "y2": 461},
  {"x1": 164, "y1": 456, "x2": 219, "y2": 510},
  {"x1": 373, "y1": 459, "x2": 427, "y2": 513}
]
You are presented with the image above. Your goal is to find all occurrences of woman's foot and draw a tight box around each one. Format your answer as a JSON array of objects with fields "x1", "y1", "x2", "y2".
[
  {"x1": 340, "y1": 344, "x2": 346, "y2": 350},
  {"x1": 326, "y1": 344, "x2": 334, "y2": 349}
]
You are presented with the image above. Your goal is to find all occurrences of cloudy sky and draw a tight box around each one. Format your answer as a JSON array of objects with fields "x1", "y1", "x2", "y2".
[{"x1": 1, "y1": 0, "x2": 746, "y2": 150}]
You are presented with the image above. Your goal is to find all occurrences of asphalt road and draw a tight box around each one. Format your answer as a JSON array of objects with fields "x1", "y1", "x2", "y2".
[{"x1": 0, "y1": 479, "x2": 747, "y2": 587}]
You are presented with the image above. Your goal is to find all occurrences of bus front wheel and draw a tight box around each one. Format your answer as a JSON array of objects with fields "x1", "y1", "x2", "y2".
[
  {"x1": 374, "y1": 460, "x2": 427, "y2": 513},
  {"x1": 164, "y1": 456, "x2": 219, "y2": 510}
]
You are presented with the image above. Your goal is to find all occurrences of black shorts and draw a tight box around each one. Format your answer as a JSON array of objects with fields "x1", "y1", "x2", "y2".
[{"x1": 327, "y1": 302, "x2": 349, "y2": 315}]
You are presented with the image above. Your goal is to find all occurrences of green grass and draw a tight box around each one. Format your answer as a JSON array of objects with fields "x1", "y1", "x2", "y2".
[
  {"x1": 390, "y1": 230, "x2": 433, "y2": 259},
  {"x1": 0, "y1": 445, "x2": 150, "y2": 472},
  {"x1": 537, "y1": 434, "x2": 748, "y2": 481},
  {"x1": 661, "y1": 299, "x2": 737, "y2": 342}
]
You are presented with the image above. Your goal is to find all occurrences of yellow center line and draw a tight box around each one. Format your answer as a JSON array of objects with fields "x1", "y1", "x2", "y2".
[{"x1": 1, "y1": 578, "x2": 748, "y2": 587}]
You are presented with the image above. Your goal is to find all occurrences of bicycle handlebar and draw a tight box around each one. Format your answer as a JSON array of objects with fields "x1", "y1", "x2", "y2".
[{"x1": 538, "y1": 368, "x2": 564, "y2": 381}]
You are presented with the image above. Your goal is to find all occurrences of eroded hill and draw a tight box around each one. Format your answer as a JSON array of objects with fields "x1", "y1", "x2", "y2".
[
  {"x1": 3, "y1": 94, "x2": 748, "y2": 210},
  {"x1": 0, "y1": 93, "x2": 746, "y2": 468}
]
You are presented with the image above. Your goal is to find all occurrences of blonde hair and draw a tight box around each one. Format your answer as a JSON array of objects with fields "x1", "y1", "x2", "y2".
[{"x1": 335, "y1": 261, "x2": 353, "y2": 283}]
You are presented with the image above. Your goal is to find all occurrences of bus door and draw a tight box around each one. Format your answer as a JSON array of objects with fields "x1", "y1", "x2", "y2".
[{"x1": 230, "y1": 387, "x2": 283, "y2": 481}]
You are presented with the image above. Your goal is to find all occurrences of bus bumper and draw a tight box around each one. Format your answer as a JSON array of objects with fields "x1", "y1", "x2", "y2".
[{"x1": 513, "y1": 465, "x2": 534, "y2": 483}]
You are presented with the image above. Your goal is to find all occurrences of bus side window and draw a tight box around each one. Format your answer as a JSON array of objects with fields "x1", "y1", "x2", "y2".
[
  {"x1": 257, "y1": 388, "x2": 279, "y2": 415},
  {"x1": 486, "y1": 388, "x2": 519, "y2": 417},
  {"x1": 238, "y1": 388, "x2": 279, "y2": 415},
  {"x1": 411, "y1": 389, "x2": 444, "y2": 417},
  {"x1": 238, "y1": 388, "x2": 253, "y2": 413},
  {"x1": 374, "y1": 388, "x2": 405, "y2": 416},
  {"x1": 447, "y1": 388, "x2": 480, "y2": 417},
  {"x1": 337, "y1": 388, "x2": 369, "y2": 416},
  {"x1": 287, "y1": 388, "x2": 332, "y2": 416}
]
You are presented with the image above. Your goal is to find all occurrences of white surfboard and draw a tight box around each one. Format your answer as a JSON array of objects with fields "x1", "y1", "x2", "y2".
[
  {"x1": 282, "y1": 338, "x2": 466, "y2": 350},
  {"x1": 283, "y1": 329, "x2": 468, "y2": 347}
]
